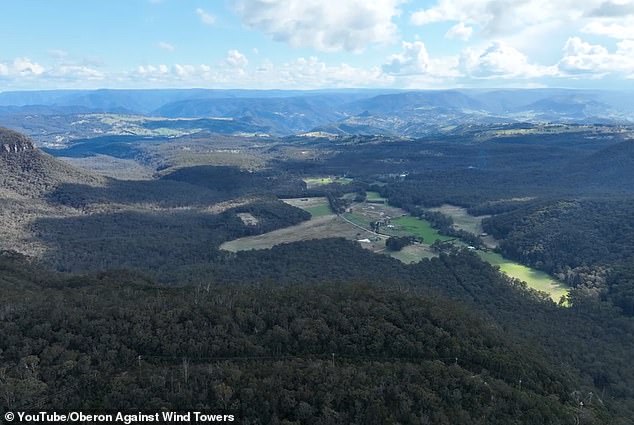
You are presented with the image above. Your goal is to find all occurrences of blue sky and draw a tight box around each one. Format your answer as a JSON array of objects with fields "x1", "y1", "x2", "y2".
[{"x1": 1, "y1": 0, "x2": 634, "y2": 89}]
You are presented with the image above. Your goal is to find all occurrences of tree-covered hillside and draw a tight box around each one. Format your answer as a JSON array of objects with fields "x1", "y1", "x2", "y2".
[{"x1": 0, "y1": 251, "x2": 608, "y2": 424}]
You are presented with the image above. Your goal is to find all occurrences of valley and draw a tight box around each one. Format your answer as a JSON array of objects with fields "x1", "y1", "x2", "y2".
[
  {"x1": 222, "y1": 190, "x2": 569, "y2": 301},
  {"x1": 2, "y1": 88, "x2": 634, "y2": 423}
]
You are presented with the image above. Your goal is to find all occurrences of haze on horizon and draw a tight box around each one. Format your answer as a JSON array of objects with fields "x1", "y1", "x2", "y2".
[{"x1": 1, "y1": 0, "x2": 634, "y2": 91}]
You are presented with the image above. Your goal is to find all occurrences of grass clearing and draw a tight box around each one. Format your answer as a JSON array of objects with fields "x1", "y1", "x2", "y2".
[
  {"x1": 220, "y1": 215, "x2": 383, "y2": 253},
  {"x1": 428, "y1": 204, "x2": 488, "y2": 235},
  {"x1": 428, "y1": 204, "x2": 498, "y2": 248},
  {"x1": 391, "y1": 216, "x2": 453, "y2": 244},
  {"x1": 237, "y1": 213, "x2": 258, "y2": 226},
  {"x1": 388, "y1": 244, "x2": 436, "y2": 264},
  {"x1": 282, "y1": 197, "x2": 332, "y2": 218},
  {"x1": 366, "y1": 191, "x2": 386, "y2": 202},
  {"x1": 342, "y1": 212, "x2": 372, "y2": 229},
  {"x1": 425, "y1": 204, "x2": 568, "y2": 301},
  {"x1": 305, "y1": 204, "x2": 332, "y2": 218},
  {"x1": 303, "y1": 176, "x2": 353, "y2": 188},
  {"x1": 255, "y1": 196, "x2": 569, "y2": 301},
  {"x1": 477, "y1": 251, "x2": 569, "y2": 302}
]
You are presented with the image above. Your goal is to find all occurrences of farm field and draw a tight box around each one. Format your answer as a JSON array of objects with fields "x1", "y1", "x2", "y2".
[
  {"x1": 366, "y1": 191, "x2": 386, "y2": 202},
  {"x1": 390, "y1": 216, "x2": 454, "y2": 244},
  {"x1": 224, "y1": 197, "x2": 434, "y2": 263},
  {"x1": 227, "y1": 195, "x2": 569, "y2": 301},
  {"x1": 344, "y1": 202, "x2": 405, "y2": 225},
  {"x1": 477, "y1": 251, "x2": 569, "y2": 302},
  {"x1": 422, "y1": 205, "x2": 567, "y2": 300},
  {"x1": 378, "y1": 206, "x2": 569, "y2": 302},
  {"x1": 220, "y1": 215, "x2": 383, "y2": 253},
  {"x1": 428, "y1": 204, "x2": 498, "y2": 248},
  {"x1": 389, "y1": 243, "x2": 436, "y2": 263},
  {"x1": 428, "y1": 204, "x2": 488, "y2": 235},
  {"x1": 342, "y1": 212, "x2": 372, "y2": 229},
  {"x1": 305, "y1": 204, "x2": 332, "y2": 217},
  {"x1": 282, "y1": 197, "x2": 332, "y2": 217},
  {"x1": 303, "y1": 176, "x2": 353, "y2": 188}
]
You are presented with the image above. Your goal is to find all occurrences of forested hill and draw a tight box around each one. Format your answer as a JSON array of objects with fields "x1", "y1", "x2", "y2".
[
  {"x1": 0, "y1": 127, "x2": 101, "y2": 197},
  {"x1": 0, "y1": 126, "x2": 34, "y2": 152},
  {"x1": 563, "y1": 139, "x2": 634, "y2": 191},
  {"x1": 0, "y1": 251, "x2": 610, "y2": 424}
]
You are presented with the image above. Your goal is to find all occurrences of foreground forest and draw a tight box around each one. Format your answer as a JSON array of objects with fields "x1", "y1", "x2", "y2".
[{"x1": 0, "y1": 249, "x2": 628, "y2": 424}]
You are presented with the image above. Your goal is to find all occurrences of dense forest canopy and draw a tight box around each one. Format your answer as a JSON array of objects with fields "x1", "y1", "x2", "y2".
[{"x1": 0, "y1": 250, "x2": 624, "y2": 424}]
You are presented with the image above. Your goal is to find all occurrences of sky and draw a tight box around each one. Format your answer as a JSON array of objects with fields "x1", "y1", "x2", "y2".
[{"x1": 1, "y1": 0, "x2": 634, "y2": 90}]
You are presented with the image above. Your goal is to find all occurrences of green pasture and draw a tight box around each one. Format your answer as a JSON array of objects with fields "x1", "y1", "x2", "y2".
[
  {"x1": 303, "y1": 176, "x2": 353, "y2": 187},
  {"x1": 366, "y1": 191, "x2": 386, "y2": 201},
  {"x1": 477, "y1": 251, "x2": 569, "y2": 302},
  {"x1": 306, "y1": 204, "x2": 333, "y2": 218},
  {"x1": 392, "y1": 216, "x2": 454, "y2": 244}
]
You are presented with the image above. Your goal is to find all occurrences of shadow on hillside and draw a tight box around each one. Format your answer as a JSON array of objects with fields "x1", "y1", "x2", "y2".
[
  {"x1": 33, "y1": 194, "x2": 311, "y2": 282},
  {"x1": 45, "y1": 179, "x2": 224, "y2": 209},
  {"x1": 44, "y1": 165, "x2": 306, "y2": 209},
  {"x1": 33, "y1": 208, "x2": 237, "y2": 278}
]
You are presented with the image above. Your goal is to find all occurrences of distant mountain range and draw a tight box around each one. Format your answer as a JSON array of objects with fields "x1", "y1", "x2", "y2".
[{"x1": 1, "y1": 88, "x2": 633, "y2": 140}]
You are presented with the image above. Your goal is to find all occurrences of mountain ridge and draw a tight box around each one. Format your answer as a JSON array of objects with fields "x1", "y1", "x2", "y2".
[
  {"x1": 1, "y1": 88, "x2": 633, "y2": 144},
  {"x1": 0, "y1": 127, "x2": 35, "y2": 154},
  {"x1": 0, "y1": 127, "x2": 102, "y2": 197}
]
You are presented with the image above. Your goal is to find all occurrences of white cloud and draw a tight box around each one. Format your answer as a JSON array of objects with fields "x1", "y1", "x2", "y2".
[
  {"x1": 137, "y1": 64, "x2": 171, "y2": 78},
  {"x1": 255, "y1": 59, "x2": 273, "y2": 73},
  {"x1": 391, "y1": 55, "x2": 462, "y2": 88},
  {"x1": 271, "y1": 57, "x2": 391, "y2": 87},
  {"x1": 128, "y1": 56, "x2": 391, "y2": 88},
  {"x1": 173, "y1": 64, "x2": 197, "y2": 78},
  {"x1": 586, "y1": 1, "x2": 634, "y2": 17},
  {"x1": 0, "y1": 57, "x2": 104, "y2": 85},
  {"x1": 49, "y1": 65, "x2": 104, "y2": 80},
  {"x1": 157, "y1": 41, "x2": 175, "y2": 52},
  {"x1": 12, "y1": 58, "x2": 45, "y2": 75},
  {"x1": 232, "y1": 0, "x2": 401, "y2": 52},
  {"x1": 381, "y1": 41, "x2": 463, "y2": 86},
  {"x1": 382, "y1": 41, "x2": 430, "y2": 75},
  {"x1": 558, "y1": 36, "x2": 634, "y2": 77},
  {"x1": 196, "y1": 8, "x2": 216, "y2": 25},
  {"x1": 460, "y1": 41, "x2": 558, "y2": 79},
  {"x1": 411, "y1": 0, "x2": 598, "y2": 29},
  {"x1": 411, "y1": 0, "x2": 604, "y2": 44},
  {"x1": 225, "y1": 50, "x2": 248, "y2": 68},
  {"x1": 445, "y1": 22, "x2": 473, "y2": 41},
  {"x1": 582, "y1": 17, "x2": 634, "y2": 39},
  {"x1": 135, "y1": 64, "x2": 215, "y2": 82}
]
